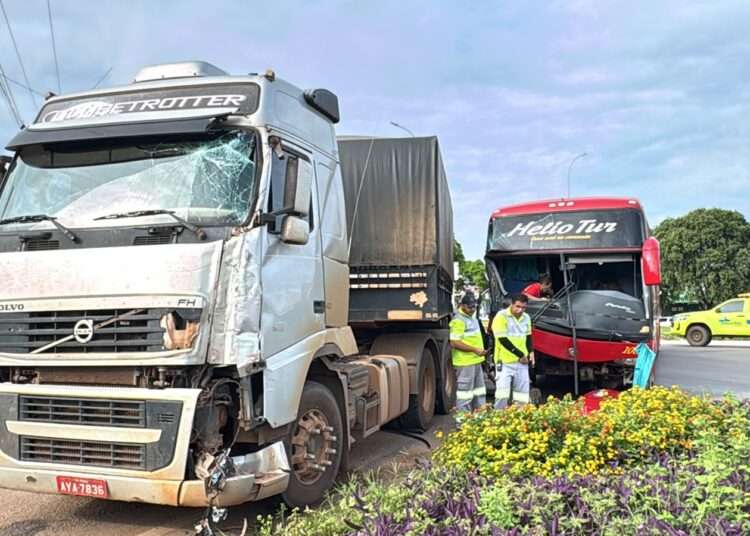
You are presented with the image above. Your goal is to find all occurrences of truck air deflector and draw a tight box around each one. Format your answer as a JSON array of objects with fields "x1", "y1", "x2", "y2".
[{"x1": 7, "y1": 116, "x2": 229, "y2": 150}]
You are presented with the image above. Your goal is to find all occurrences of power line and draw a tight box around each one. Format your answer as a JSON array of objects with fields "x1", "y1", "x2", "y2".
[
  {"x1": 0, "y1": 72, "x2": 44, "y2": 97},
  {"x1": 0, "y1": 82, "x2": 22, "y2": 126},
  {"x1": 92, "y1": 66, "x2": 113, "y2": 89},
  {"x1": 0, "y1": 61, "x2": 22, "y2": 125},
  {"x1": 0, "y1": 62, "x2": 23, "y2": 127},
  {"x1": 0, "y1": 0, "x2": 37, "y2": 107},
  {"x1": 46, "y1": 0, "x2": 61, "y2": 93}
]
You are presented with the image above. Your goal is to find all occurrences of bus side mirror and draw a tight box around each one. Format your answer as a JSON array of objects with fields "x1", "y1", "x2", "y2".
[{"x1": 642, "y1": 237, "x2": 661, "y2": 286}]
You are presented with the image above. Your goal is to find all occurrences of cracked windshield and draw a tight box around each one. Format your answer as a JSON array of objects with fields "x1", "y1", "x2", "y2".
[{"x1": 0, "y1": 130, "x2": 256, "y2": 226}]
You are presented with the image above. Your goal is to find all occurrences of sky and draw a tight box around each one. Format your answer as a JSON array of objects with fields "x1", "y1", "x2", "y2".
[{"x1": 0, "y1": 0, "x2": 748, "y2": 259}]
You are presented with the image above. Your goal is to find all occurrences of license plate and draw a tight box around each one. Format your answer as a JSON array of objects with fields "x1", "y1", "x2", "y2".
[{"x1": 56, "y1": 476, "x2": 109, "y2": 498}]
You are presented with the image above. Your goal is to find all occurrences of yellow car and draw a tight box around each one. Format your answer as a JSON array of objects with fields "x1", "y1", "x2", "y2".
[{"x1": 671, "y1": 293, "x2": 750, "y2": 346}]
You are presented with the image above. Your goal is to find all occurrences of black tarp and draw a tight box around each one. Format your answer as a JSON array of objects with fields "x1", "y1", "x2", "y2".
[
  {"x1": 338, "y1": 136, "x2": 453, "y2": 277},
  {"x1": 489, "y1": 210, "x2": 644, "y2": 251}
]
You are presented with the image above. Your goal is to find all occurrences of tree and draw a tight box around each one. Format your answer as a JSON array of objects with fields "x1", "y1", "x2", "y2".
[
  {"x1": 453, "y1": 239, "x2": 465, "y2": 265},
  {"x1": 655, "y1": 209, "x2": 750, "y2": 309},
  {"x1": 453, "y1": 238, "x2": 487, "y2": 291},
  {"x1": 461, "y1": 259, "x2": 488, "y2": 291}
]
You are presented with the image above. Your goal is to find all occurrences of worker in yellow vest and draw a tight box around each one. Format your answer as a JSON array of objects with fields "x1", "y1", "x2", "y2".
[
  {"x1": 449, "y1": 292, "x2": 488, "y2": 412},
  {"x1": 491, "y1": 293, "x2": 534, "y2": 408}
]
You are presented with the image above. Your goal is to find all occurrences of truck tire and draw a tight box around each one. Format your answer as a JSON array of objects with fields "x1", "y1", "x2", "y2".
[
  {"x1": 686, "y1": 325, "x2": 711, "y2": 347},
  {"x1": 436, "y1": 351, "x2": 456, "y2": 415},
  {"x1": 399, "y1": 348, "x2": 436, "y2": 430},
  {"x1": 282, "y1": 381, "x2": 344, "y2": 508}
]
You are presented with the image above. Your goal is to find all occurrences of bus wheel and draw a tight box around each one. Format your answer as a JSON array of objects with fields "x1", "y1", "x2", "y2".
[
  {"x1": 400, "y1": 348, "x2": 436, "y2": 430},
  {"x1": 686, "y1": 325, "x2": 711, "y2": 347},
  {"x1": 282, "y1": 381, "x2": 343, "y2": 508}
]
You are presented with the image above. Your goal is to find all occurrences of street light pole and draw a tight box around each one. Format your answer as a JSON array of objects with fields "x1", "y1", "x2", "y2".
[
  {"x1": 389, "y1": 121, "x2": 415, "y2": 137},
  {"x1": 566, "y1": 152, "x2": 587, "y2": 198}
]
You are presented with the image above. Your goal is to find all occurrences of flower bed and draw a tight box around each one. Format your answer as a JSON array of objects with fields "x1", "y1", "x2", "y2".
[
  {"x1": 435, "y1": 386, "x2": 725, "y2": 478},
  {"x1": 258, "y1": 388, "x2": 750, "y2": 535}
]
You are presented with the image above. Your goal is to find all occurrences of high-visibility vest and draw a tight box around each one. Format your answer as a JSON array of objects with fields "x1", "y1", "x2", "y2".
[
  {"x1": 491, "y1": 307, "x2": 531, "y2": 364},
  {"x1": 449, "y1": 311, "x2": 485, "y2": 367}
]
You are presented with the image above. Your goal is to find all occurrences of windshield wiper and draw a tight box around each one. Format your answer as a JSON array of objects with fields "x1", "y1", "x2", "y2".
[
  {"x1": 94, "y1": 209, "x2": 206, "y2": 240},
  {"x1": 532, "y1": 280, "x2": 575, "y2": 322},
  {"x1": 0, "y1": 214, "x2": 79, "y2": 243}
]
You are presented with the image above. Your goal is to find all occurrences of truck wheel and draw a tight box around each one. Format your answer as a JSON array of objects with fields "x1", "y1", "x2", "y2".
[
  {"x1": 436, "y1": 353, "x2": 456, "y2": 414},
  {"x1": 399, "y1": 348, "x2": 436, "y2": 430},
  {"x1": 282, "y1": 381, "x2": 343, "y2": 508},
  {"x1": 686, "y1": 325, "x2": 711, "y2": 347}
]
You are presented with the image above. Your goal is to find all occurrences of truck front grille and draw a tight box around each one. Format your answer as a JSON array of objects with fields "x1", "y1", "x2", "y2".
[
  {"x1": 24, "y1": 239, "x2": 60, "y2": 251},
  {"x1": 20, "y1": 396, "x2": 146, "y2": 427},
  {"x1": 133, "y1": 234, "x2": 173, "y2": 246},
  {"x1": 0, "y1": 309, "x2": 167, "y2": 354},
  {"x1": 20, "y1": 437, "x2": 146, "y2": 470}
]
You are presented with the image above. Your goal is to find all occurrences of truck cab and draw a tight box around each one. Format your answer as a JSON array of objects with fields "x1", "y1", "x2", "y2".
[
  {"x1": 0, "y1": 62, "x2": 455, "y2": 508},
  {"x1": 672, "y1": 293, "x2": 750, "y2": 346}
]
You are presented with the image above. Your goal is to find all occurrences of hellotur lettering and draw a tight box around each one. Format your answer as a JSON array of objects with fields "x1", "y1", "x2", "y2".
[{"x1": 507, "y1": 219, "x2": 618, "y2": 237}]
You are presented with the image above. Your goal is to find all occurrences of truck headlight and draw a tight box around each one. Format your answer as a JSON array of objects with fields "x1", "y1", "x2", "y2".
[{"x1": 161, "y1": 311, "x2": 200, "y2": 350}]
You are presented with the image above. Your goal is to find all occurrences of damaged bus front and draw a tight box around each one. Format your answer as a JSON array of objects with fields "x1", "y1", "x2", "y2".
[
  {"x1": 485, "y1": 198, "x2": 662, "y2": 390},
  {"x1": 0, "y1": 62, "x2": 341, "y2": 507}
]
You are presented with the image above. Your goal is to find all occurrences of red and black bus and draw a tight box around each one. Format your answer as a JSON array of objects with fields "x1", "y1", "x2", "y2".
[{"x1": 485, "y1": 197, "x2": 661, "y2": 391}]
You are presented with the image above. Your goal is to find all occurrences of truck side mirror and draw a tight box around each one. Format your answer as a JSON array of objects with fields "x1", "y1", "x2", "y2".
[
  {"x1": 281, "y1": 215, "x2": 310, "y2": 245},
  {"x1": 268, "y1": 141, "x2": 313, "y2": 234},
  {"x1": 642, "y1": 237, "x2": 661, "y2": 286},
  {"x1": 282, "y1": 158, "x2": 312, "y2": 217}
]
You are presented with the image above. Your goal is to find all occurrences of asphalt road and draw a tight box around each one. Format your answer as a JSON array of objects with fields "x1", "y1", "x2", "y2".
[
  {"x1": 2, "y1": 341, "x2": 748, "y2": 536},
  {"x1": 654, "y1": 340, "x2": 750, "y2": 398}
]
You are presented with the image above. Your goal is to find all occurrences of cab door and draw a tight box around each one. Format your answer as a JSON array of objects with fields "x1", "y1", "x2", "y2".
[
  {"x1": 259, "y1": 142, "x2": 325, "y2": 358},
  {"x1": 713, "y1": 300, "x2": 746, "y2": 336}
]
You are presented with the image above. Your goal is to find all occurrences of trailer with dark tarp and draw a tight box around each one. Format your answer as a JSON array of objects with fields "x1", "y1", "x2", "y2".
[{"x1": 338, "y1": 136, "x2": 454, "y2": 325}]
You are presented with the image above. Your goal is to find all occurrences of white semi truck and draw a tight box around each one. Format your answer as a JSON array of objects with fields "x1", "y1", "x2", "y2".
[{"x1": 0, "y1": 62, "x2": 456, "y2": 507}]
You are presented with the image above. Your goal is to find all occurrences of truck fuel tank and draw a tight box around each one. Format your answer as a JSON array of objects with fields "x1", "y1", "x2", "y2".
[{"x1": 351, "y1": 355, "x2": 409, "y2": 425}]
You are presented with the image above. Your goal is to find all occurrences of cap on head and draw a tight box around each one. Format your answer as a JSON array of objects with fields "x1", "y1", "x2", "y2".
[{"x1": 460, "y1": 292, "x2": 478, "y2": 307}]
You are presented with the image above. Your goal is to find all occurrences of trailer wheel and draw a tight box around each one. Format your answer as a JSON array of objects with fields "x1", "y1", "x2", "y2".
[
  {"x1": 282, "y1": 381, "x2": 343, "y2": 508},
  {"x1": 399, "y1": 348, "x2": 436, "y2": 430},
  {"x1": 686, "y1": 325, "x2": 711, "y2": 347},
  {"x1": 436, "y1": 351, "x2": 456, "y2": 414}
]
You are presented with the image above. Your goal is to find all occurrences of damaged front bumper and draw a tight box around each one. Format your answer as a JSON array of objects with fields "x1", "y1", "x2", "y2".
[
  {"x1": 0, "y1": 383, "x2": 289, "y2": 506},
  {"x1": 0, "y1": 441, "x2": 289, "y2": 507},
  {"x1": 179, "y1": 442, "x2": 290, "y2": 506}
]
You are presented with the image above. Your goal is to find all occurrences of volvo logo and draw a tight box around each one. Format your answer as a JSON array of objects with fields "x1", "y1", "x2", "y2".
[{"x1": 73, "y1": 319, "x2": 94, "y2": 344}]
